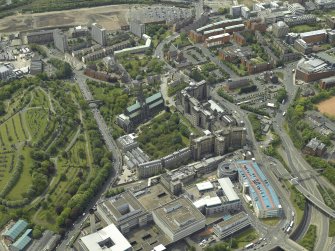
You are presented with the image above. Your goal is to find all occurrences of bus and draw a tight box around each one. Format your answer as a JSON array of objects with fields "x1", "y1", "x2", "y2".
[
  {"x1": 286, "y1": 226, "x2": 291, "y2": 233},
  {"x1": 289, "y1": 221, "x2": 294, "y2": 228},
  {"x1": 244, "y1": 243, "x2": 254, "y2": 249}
]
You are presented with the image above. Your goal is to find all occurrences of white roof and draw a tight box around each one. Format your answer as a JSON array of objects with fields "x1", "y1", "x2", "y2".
[
  {"x1": 193, "y1": 196, "x2": 222, "y2": 208},
  {"x1": 80, "y1": 224, "x2": 132, "y2": 251},
  {"x1": 218, "y1": 178, "x2": 239, "y2": 202},
  {"x1": 152, "y1": 244, "x2": 166, "y2": 251},
  {"x1": 196, "y1": 181, "x2": 214, "y2": 191},
  {"x1": 300, "y1": 29, "x2": 326, "y2": 38},
  {"x1": 208, "y1": 100, "x2": 224, "y2": 113}
]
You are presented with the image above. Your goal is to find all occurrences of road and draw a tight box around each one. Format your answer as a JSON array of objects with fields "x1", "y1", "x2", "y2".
[
  {"x1": 210, "y1": 87, "x2": 305, "y2": 251},
  {"x1": 209, "y1": 61, "x2": 331, "y2": 251},
  {"x1": 193, "y1": 43, "x2": 237, "y2": 78},
  {"x1": 56, "y1": 71, "x2": 122, "y2": 251}
]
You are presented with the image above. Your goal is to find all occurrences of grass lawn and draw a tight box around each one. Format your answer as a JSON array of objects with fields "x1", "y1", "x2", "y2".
[
  {"x1": 275, "y1": 71, "x2": 284, "y2": 80},
  {"x1": 288, "y1": 183, "x2": 305, "y2": 226},
  {"x1": 329, "y1": 219, "x2": 335, "y2": 237},
  {"x1": 290, "y1": 24, "x2": 323, "y2": 33},
  {"x1": 6, "y1": 148, "x2": 33, "y2": 200},
  {"x1": 25, "y1": 108, "x2": 51, "y2": 143},
  {"x1": 260, "y1": 217, "x2": 280, "y2": 226},
  {"x1": 299, "y1": 224, "x2": 317, "y2": 251},
  {"x1": 235, "y1": 228, "x2": 259, "y2": 248}
]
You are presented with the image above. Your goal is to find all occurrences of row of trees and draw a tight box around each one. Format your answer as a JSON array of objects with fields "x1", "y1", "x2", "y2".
[{"x1": 48, "y1": 59, "x2": 73, "y2": 79}]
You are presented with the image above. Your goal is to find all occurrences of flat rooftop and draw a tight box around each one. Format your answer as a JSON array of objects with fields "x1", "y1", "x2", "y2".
[
  {"x1": 135, "y1": 183, "x2": 174, "y2": 211},
  {"x1": 218, "y1": 178, "x2": 239, "y2": 202},
  {"x1": 234, "y1": 160, "x2": 281, "y2": 211},
  {"x1": 153, "y1": 197, "x2": 205, "y2": 233},
  {"x1": 215, "y1": 212, "x2": 249, "y2": 229},
  {"x1": 80, "y1": 224, "x2": 131, "y2": 251},
  {"x1": 100, "y1": 191, "x2": 146, "y2": 221}
]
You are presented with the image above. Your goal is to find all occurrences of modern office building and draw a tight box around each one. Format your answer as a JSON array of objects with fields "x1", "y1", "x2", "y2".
[
  {"x1": 53, "y1": 29, "x2": 68, "y2": 52},
  {"x1": 234, "y1": 160, "x2": 283, "y2": 218},
  {"x1": 213, "y1": 212, "x2": 251, "y2": 239},
  {"x1": 91, "y1": 23, "x2": 107, "y2": 46},
  {"x1": 78, "y1": 224, "x2": 132, "y2": 251},
  {"x1": 152, "y1": 197, "x2": 206, "y2": 242},
  {"x1": 96, "y1": 191, "x2": 151, "y2": 234},
  {"x1": 272, "y1": 21, "x2": 290, "y2": 38}
]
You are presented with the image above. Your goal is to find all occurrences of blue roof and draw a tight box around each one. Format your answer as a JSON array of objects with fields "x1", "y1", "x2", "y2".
[
  {"x1": 11, "y1": 229, "x2": 32, "y2": 251},
  {"x1": 235, "y1": 160, "x2": 281, "y2": 211},
  {"x1": 3, "y1": 220, "x2": 28, "y2": 241}
]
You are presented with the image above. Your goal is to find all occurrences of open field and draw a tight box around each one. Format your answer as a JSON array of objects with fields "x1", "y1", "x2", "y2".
[
  {"x1": 317, "y1": 96, "x2": 335, "y2": 116},
  {"x1": 0, "y1": 4, "x2": 132, "y2": 32}
]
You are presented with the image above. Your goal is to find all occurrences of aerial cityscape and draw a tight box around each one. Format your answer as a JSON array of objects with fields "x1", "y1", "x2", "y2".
[{"x1": 0, "y1": 0, "x2": 335, "y2": 250}]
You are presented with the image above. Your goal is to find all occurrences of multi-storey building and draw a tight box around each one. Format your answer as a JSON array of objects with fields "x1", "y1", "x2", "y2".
[
  {"x1": 326, "y1": 16, "x2": 335, "y2": 29},
  {"x1": 26, "y1": 30, "x2": 54, "y2": 44},
  {"x1": 288, "y1": 3, "x2": 305, "y2": 15},
  {"x1": 213, "y1": 212, "x2": 251, "y2": 239},
  {"x1": 234, "y1": 160, "x2": 283, "y2": 218},
  {"x1": 272, "y1": 21, "x2": 290, "y2": 38},
  {"x1": 284, "y1": 14, "x2": 316, "y2": 26},
  {"x1": 91, "y1": 23, "x2": 107, "y2": 46},
  {"x1": 53, "y1": 29, "x2": 68, "y2": 53},
  {"x1": 190, "y1": 128, "x2": 247, "y2": 161},
  {"x1": 320, "y1": 76, "x2": 335, "y2": 89},
  {"x1": 230, "y1": 5, "x2": 243, "y2": 17},
  {"x1": 78, "y1": 224, "x2": 132, "y2": 251},
  {"x1": 0, "y1": 65, "x2": 12, "y2": 80},
  {"x1": 300, "y1": 30, "x2": 327, "y2": 44},
  {"x1": 152, "y1": 197, "x2": 206, "y2": 242},
  {"x1": 130, "y1": 20, "x2": 146, "y2": 37},
  {"x1": 205, "y1": 33, "x2": 230, "y2": 48},
  {"x1": 97, "y1": 191, "x2": 151, "y2": 234},
  {"x1": 294, "y1": 38, "x2": 313, "y2": 54},
  {"x1": 303, "y1": 137, "x2": 327, "y2": 156}
]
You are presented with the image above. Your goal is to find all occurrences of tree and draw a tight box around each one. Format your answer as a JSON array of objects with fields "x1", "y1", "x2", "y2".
[{"x1": 32, "y1": 227, "x2": 42, "y2": 239}]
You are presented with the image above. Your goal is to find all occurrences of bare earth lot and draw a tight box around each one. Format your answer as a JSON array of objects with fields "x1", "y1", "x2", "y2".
[
  {"x1": 317, "y1": 96, "x2": 335, "y2": 116},
  {"x1": 0, "y1": 4, "x2": 134, "y2": 32}
]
